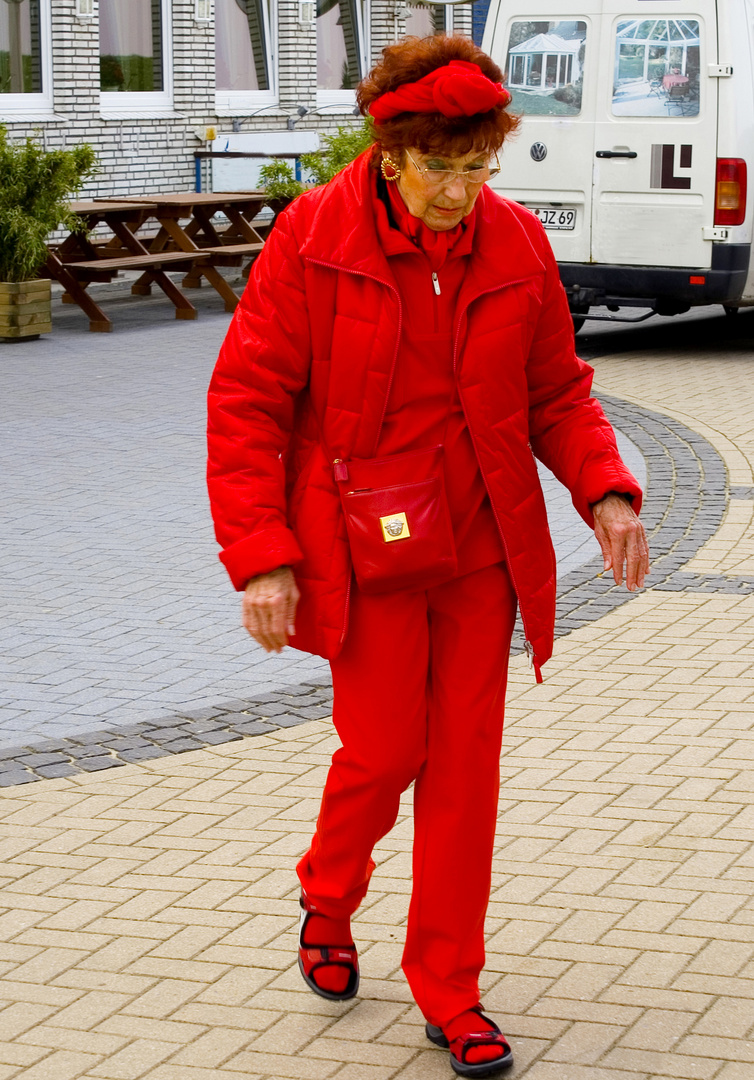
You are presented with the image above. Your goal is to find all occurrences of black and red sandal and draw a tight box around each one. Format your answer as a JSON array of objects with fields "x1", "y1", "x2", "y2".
[
  {"x1": 297, "y1": 894, "x2": 359, "y2": 1002},
  {"x1": 426, "y1": 1005, "x2": 514, "y2": 1078}
]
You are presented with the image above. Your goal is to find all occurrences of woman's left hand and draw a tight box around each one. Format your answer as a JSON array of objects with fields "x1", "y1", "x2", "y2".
[{"x1": 592, "y1": 493, "x2": 650, "y2": 591}]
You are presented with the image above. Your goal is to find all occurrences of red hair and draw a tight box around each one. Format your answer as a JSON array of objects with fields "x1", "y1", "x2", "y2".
[{"x1": 357, "y1": 34, "x2": 519, "y2": 159}]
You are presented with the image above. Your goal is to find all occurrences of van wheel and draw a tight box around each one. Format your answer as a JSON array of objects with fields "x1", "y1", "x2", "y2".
[{"x1": 570, "y1": 307, "x2": 589, "y2": 333}]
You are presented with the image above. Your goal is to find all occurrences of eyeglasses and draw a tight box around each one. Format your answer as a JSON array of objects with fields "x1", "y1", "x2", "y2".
[{"x1": 405, "y1": 149, "x2": 501, "y2": 188}]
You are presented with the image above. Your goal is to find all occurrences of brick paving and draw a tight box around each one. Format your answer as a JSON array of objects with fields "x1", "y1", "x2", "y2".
[
  {"x1": 0, "y1": 391, "x2": 700, "y2": 785},
  {"x1": 1, "y1": 295, "x2": 754, "y2": 1078},
  {"x1": 0, "y1": 289, "x2": 644, "y2": 769}
]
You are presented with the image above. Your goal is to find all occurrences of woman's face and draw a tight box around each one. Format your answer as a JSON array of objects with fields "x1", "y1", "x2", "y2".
[{"x1": 393, "y1": 145, "x2": 492, "y2": 231}]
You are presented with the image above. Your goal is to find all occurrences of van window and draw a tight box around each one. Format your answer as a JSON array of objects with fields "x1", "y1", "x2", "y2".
[
  {"x1": 504, "y1": 20, "x2": 587, "y2": 115},
  {"x1": 612, "y1": 18, "x2": 700, "y2": 116}
]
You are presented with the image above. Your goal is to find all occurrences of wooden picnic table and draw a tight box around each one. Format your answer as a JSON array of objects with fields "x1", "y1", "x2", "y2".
[
  {"x1": 46, "y1": 200, "x2": 162, "y2": 333},
  {"x1": 110, "y1": 192, "x2": 266, "y2": 309},
  {"x1": 45, "y1": 192, "x2": 267, "y2": 332}
]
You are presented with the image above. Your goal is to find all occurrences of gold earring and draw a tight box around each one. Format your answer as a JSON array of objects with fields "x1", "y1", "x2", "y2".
[{"x1": 381, "y1": 155, "x2": 401, "y2": 182}]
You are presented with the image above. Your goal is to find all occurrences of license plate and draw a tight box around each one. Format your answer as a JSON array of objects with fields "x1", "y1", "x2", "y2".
[{"x1": 530, "y1": 207, "x2": 576, "y2": 230}]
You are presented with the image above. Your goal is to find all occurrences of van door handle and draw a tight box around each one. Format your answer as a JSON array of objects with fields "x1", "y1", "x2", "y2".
[{"x1": 596, "y1": 150, "x2": 638, "y2": 158}]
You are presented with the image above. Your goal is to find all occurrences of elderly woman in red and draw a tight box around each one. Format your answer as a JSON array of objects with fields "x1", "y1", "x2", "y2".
[{"x1": 207, "y1": 34, "x2": 649, "y2": 1079}]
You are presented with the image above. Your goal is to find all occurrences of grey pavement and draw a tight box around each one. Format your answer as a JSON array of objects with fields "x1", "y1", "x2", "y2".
[
  {"x1": 0, "y1": 282, "x2": 644, "y2": 751},
  {"x1": 538, "y1": 426, "x2": 644, "y2": 575},
  {"x1": 4, "y1": 328, "x2": 754, "y2": 1080}
]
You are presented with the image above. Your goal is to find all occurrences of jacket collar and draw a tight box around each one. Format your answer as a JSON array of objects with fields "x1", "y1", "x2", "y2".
[
  {"x1": 299, "y1": 148, "x2": 546, "y2": 290},
  {"x1": 373, "y1": 172, "x2": 476, "y2": 263}
]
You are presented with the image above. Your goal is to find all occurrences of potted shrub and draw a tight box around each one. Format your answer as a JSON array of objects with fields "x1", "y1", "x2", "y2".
[
  {"x1": 300, "y1": 120, "x2": 373, "y2": 186},
  {"x1": 0, "y1": 125, "x2": 96, "y2": 342},
  {"x1": 257, "y1": 158, "x2": 306, "y2": 220}
]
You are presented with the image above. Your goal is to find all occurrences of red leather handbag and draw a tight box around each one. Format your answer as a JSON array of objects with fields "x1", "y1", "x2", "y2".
[{"x1": 333, "y1": 445, "x2": 457, "y2": 594}]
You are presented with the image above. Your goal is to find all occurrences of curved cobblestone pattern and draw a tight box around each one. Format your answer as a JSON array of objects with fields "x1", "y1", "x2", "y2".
[
  {"x1": 549, "y1": 393, "x2": 754, "y2": 642},
  {"x1": 0, "y1": 394, "x2": 736, "y2": 787}
]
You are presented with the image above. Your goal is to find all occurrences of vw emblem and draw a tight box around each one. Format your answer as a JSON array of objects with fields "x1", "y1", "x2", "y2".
[{"x1": 530, "y1": 142, "x2": 547, "y2": 162}]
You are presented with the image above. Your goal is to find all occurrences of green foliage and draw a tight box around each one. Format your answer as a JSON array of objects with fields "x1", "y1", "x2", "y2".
[
  {"x1": 0, "y1": 126, "x2": 97, "y2": 282},
  {"x1": 259, "y1": 120, "x2": 373, "y2": 206},
  {"x1": 300, "y1": 120, "x2": 373, "y2": 186},
  {"x1": 340, "y1": 59, "x2": 354, "y2": 90},
  {"x1": 552, "y1": 81, "x2": 583, "y2": 109},
  {"x1": 99, "y1": 54, "x2": 157, "y2": 93},
  {"x1": 258, "y1": 159, "x2": 305, "y2": 201},
  {"x1": 99, "y1": 55, "x2": 126, "y2": 91},
  {"x1": 0, "y1": 50, "x2": 38, "y2": 94},
  {"x1": 508, "y1": 87, "x2": 580, "y2": 116}
]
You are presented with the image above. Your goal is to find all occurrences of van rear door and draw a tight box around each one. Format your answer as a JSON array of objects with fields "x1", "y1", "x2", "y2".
[
  {"x1": 591, "y1": 0, "x2": 718, "y2": 269},
  {"x1": 484, "y1": 1, "x2": 721, "y2": 273},
  {"x1": 483, "y1": 2, "x2": 601, "y2": 264}
]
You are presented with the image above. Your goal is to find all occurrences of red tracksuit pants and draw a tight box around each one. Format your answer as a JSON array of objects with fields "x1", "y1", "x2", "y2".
[{"x1": 297, "y1": 561, "x2": 517, "y2": 1027}]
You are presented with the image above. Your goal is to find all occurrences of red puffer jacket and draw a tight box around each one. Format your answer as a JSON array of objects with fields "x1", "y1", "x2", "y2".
[{"x1": 207, "y1": 149, "x2": 642, "y2": 675}]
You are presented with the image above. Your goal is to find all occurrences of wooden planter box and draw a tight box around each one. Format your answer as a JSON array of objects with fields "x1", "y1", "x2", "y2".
[{"x1": 0, "y1": 279, "x2": 52, "y2": 341}]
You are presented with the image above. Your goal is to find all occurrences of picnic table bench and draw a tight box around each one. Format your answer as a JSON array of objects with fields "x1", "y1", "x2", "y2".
[{"x1": 45, "y1": 192, "x2": 267, "y2": 332}]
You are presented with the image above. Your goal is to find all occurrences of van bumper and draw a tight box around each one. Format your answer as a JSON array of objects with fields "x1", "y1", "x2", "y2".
[{"x1": 558, "y1": 243, "x2": 750, "y2": 312}]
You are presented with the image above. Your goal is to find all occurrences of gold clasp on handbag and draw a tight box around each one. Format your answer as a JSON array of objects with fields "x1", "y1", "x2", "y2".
[{"x1": 380, "y1": 512, "x2": 410, "y2": 542}]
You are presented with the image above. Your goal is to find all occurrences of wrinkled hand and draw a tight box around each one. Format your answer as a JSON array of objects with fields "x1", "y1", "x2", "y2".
[
  {"x1": 242, "y1": 567, "x2": 300, "y2": 653},
  {"x1": 593, "y1": 493, "x2": 650, "y2": 591}
]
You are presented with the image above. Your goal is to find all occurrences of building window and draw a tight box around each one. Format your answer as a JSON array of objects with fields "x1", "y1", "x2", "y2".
[
  {"x1": 100, "y1": 0, "x2": 173, "y2": 114},
  {"x1": 0, "y1": 0, "x2": 52, "y2": 113},
  {"x1": 405, "y1": 2, "x2": 448, "y2": 38},
  {"x1": 216, "y1": 0, "x2": 276, "y2": 112},
  {"x1": 317, "y1": 0, "x2": 366, "y2": 106}
]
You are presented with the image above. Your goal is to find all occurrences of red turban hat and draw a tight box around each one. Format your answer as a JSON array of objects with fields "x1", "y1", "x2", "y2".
[{"x1": 370, "y1": 60, "x2": 511, "y2": 125}]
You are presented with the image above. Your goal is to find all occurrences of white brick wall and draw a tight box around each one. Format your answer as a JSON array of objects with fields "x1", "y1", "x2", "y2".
[
  {"x1": 279, "y1": 0, "x2": 317, "y2": 112},
  {"x1": 451, "y1": 5, "x2": 473, "y2": 36},
  {"x1": 370, "y1": 0, "x2": 397, "y2": 66},
  {"x1": 1, "y1": 0, "x2": 475, "y2": 196}
]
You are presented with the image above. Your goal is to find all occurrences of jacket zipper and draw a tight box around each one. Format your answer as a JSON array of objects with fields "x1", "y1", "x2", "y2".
[
  {"x1": 432, "y1": 271, "x2": 441, "y2": 332},
  {"x1": 312, "y1": 255, "x2": 541, "y2": 664},
  {"x1": 308, "y1": 257, "x2": 403, "y2": 644},
  {"x1": 452, "y1": 275, "x2": 544, "y2": 683}
]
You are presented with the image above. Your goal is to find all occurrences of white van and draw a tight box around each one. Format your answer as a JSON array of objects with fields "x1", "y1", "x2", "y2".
[{"x1": 481, "y1": 0, "x2": 753, "y2": 324}]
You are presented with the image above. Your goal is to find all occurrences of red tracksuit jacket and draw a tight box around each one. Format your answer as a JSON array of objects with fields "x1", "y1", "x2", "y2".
[{"x1": 207, "y1": 149, "x2": 642, "y2": 674}]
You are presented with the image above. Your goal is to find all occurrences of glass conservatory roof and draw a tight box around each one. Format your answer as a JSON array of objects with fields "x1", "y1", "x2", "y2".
[
  {"x1": 509, "y1": 33, "x2": 581, "y2": 55},
  {"x1": 616, "y1": 19, "x2": 700, "y2": 46}
]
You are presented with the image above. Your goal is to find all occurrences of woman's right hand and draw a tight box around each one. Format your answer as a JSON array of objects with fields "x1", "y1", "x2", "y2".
[{"x1": 242, "y1": 567, "x2": 300, "y2": 653}]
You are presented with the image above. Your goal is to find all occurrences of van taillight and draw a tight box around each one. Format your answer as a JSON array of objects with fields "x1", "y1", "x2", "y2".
[{"x1": 715, "y1": 158, "x2": 747, "y2": 226}]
